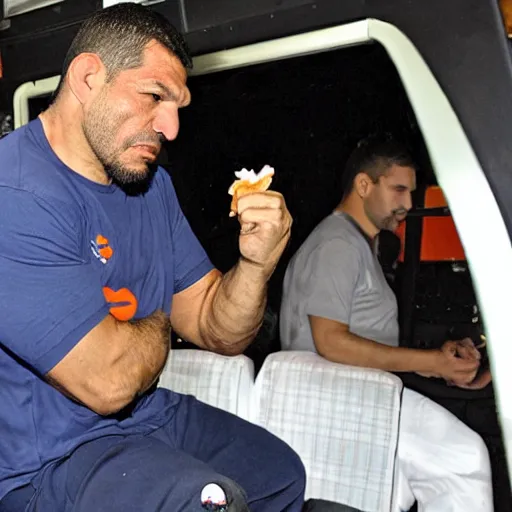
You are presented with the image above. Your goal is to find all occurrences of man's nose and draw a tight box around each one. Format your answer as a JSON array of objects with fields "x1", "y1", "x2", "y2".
[
  {"x1": 404, "y1": 192, "x2": 413, "y2": 212},
  {"x1": 152, "y1": 103, "x2": 180, "y2": 142}
]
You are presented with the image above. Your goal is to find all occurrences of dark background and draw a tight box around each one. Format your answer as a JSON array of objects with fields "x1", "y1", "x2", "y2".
[{"x1": 160, "y1": 43, "x2": 430, "y2": 311}]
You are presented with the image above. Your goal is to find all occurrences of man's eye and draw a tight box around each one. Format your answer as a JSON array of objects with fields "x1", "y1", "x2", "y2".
[{"x1": 151, "y1": 93, "x2": 162, "y2": 102}]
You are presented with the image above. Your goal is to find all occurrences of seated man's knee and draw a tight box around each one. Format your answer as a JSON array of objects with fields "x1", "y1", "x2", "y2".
[
  {"x1": 279, "y1": 440, "x2": 307, "y2": 493},
  {"x1": 456, "y1": 427, "x2": 492, "y2": 478},
  {"x1": 472, "y1": 433, "x2": 492, "y2": 476},
  {"x1": 292, "y1": 449, "x2": 307, "y2": 490}
]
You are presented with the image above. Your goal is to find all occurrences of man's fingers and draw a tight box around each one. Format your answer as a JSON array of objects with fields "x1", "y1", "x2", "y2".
[
  {"x1": 458, "y1": 368, "x2": 492, "y2": 390},
  {"x1": 454, "y1": 357, "x2": 480, "y2": 372},
  {"x1": 240, "y1": 222, "x2": 256, "y2": 234},
  {"x1": 451, "y1": 366, "x2": 479, "y2": 386},
  {"x1": 240, "y1": 207, "x2": 284, "y2": 223},
  {"x1": 239, "y1": 208, "x2": 291, "y2": 237},
  {"x1": 443, "y1": 339, "x2": 481, "y2": 362},
  {"x1": 236, "y1": 191, "x2": 284, "y2": 215},
  {"x1": 459, "y1": 337, "x2": 475, "y2": 348},
  {"x1": 457, "y1": 337, "x2": 481, "y2": 360},
  {"x1": 457, "y1": 344, "x2": 481, "y2": 361}
]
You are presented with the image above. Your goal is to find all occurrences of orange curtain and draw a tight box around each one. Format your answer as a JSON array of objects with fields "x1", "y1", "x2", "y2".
[{"x1": 396, "y1": 186, "x2": 466, "y2": 262}]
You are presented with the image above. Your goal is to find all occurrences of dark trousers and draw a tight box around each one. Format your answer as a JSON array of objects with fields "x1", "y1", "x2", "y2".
[{"x1": 0, "y1": 394, "x2": 306, "y2": 511}]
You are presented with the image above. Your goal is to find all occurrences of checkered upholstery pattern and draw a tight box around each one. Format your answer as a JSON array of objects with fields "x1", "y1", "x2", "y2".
[
  {"x1": 252, "y1": 351, "x2": 402, "y2": 512},
  {"x1": 158, "y1": 349, "x2": 402, "y2": 511},
  {"x1": 158, "y1": 349, "x2": 255, "y2": 420}
]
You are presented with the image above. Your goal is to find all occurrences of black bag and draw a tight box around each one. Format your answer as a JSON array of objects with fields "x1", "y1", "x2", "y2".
[{"x1": 302, "y1": 499, "x2": 363, "y2": 512}]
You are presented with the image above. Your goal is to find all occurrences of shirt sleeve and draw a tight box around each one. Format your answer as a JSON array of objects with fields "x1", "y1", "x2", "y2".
[
  {"x1": 0, "y1": 188, "x2": 110, "y2": 375},
  {"x1": 303, "y1": 238, "x2": 361, "y2": 325},
  {"x1": 162, "y1": 171, "x2": 214, "y2": 293}
]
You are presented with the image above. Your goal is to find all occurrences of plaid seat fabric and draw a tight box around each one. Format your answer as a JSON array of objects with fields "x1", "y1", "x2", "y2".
[
  {"x1": 252, "y1": 351, "x2": 402, "y2": 512},
  {"x1": 158, "y1": 349, "x2": 255, "y2": 420}
]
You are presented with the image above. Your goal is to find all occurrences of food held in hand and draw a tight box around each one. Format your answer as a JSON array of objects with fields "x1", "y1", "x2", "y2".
[{"x1": 228, "y1": 165, "x2": 275, "y2": 216}]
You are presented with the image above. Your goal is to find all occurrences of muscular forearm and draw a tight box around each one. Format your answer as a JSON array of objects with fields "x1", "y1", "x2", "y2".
[
  {"x1": 171, "y1": 189, "x2": 290, "y2": 355},
  {"x1": 317, "y1": 330, "x2": 439, "y2": 374},
  {"x1": 48, "y1": 310, "x2": 171, "y2": 416},
  {"x1": 115, "y1": 310, "x2": 171, "y2": 394},
  {"x1": 201, "y1": 259, "x2": 268, "y2": 354}
]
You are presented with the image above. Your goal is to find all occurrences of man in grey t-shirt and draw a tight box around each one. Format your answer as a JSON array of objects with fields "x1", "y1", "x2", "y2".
[
  {"x1": 280, "y1": 137, "x2": 493, "y2": 512},
  {"x1": 280, "y1": 211, "x2": 399, "y2": 351}
]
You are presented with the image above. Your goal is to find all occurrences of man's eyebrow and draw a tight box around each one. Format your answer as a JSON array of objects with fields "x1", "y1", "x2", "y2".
[
  {"x1": 151, "y1": 80, "x2": 178, "y2": 100},
  {"x1": 150, "y1": 80, "x2": 190, "y2": 106}
]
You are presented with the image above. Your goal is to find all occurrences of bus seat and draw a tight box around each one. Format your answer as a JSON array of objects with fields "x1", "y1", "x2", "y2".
[{"x1": 252, "y1": 351, "x2": 402, "y2": 512}]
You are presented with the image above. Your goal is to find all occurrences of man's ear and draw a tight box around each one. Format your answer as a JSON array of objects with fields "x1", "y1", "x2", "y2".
[
  {"x1": 354, "y1": 172, "x2": 374, "y2": 198},
  {"x1": 67, "y1": 53, "x2": 106, "y2": 105}
]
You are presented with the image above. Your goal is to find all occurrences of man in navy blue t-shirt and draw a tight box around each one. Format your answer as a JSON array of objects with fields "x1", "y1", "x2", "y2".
[{"x1": 0, "y1": 4, "x2": 305, "y2": 511}]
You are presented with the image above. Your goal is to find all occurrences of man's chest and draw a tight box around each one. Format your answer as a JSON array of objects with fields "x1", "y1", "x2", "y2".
[
  {"x1": 83, "y1": 195, "x2": 175, "y2": 320},
  {"x1": 354, "y1": 255, "x2": 398, "y2": 318}
]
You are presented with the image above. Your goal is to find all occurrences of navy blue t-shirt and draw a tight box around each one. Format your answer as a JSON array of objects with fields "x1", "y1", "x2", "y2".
[{"x1": 0, "y1": 118, "x2": 214, "y2": 499}]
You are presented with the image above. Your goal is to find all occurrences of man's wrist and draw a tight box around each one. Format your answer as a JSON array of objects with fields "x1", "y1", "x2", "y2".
[
  {"x1": 238, "y1": 256, "x2": 275, "y2": 281},
  {"x1": 423, "y1": 349, "x2": 443, "y2": 375}
]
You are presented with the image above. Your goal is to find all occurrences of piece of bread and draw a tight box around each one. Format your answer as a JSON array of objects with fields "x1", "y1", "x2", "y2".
[{"x1": 228, "y1": 165, "x2": 275, "y2": 216}]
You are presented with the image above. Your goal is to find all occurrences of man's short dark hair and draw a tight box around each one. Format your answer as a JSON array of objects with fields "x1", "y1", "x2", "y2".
[
  {"x1": 54, "y1": 3, "x2": 192, "y2": 99},
  {"x1": 341, "y1": 135, "x2": 416, "y2": 198}
]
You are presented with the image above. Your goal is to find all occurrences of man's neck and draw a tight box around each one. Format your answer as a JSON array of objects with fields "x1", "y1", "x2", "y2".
[
  {"x1": 335, "y1": 198, "x2": 380, "y2": 240},
  {"x1": 39, "y1": 102, "x2": 110, "y2": 185}
]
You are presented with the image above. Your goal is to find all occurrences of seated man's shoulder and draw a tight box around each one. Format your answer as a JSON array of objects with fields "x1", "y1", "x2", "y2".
[
  {"x1": 0, "y1": 125, "x2": 28, "y2": 187},
  {"x1": 0, "y1": 124, "x2": 88, "y2": 215},
  {"x1": 145, "y1": 167, "x2": 182, "y2": 208},
  {"x1": 311, "y1": 215, "x2": 362, "y2": 247},
  {"x1": 301, "y1": 223, "x2": 362, "y2": 260},
  {"x1": 287, "y1": 232, "x2": 361, "y2": 286}
]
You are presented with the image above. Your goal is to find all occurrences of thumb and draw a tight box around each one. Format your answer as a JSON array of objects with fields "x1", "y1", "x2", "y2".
[{"x1": 239, "y1": 216, "x2": 256, "y2": 234}]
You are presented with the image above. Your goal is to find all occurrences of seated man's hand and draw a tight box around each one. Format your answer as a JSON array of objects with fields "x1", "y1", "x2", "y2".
[
  {"x1": 237, "y1": 191, "x2": 292, "y2": 274},
  {"x1": 447, "y1": 337, "x2": 492, "y2": 390},
  {"x1": 455, "y1": 367, "x2": 492, "y2": 390},
  {"x1": 436, "y1": 340, "x2": 480, "y2": 386},
  {"x1": 454, "y1": 337, "x2": 481, "y2": 361}
]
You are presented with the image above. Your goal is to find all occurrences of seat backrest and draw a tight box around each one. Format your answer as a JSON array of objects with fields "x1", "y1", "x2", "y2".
[
  {"x1": 251, "y1": 351, "x2": 402, "y2": 512},
  {"x1": 158, "y1": 349, "x2": 402, "y2": 511},
  {"x1": 158, "y1": 349, "x2": 255, "y2": 421}
]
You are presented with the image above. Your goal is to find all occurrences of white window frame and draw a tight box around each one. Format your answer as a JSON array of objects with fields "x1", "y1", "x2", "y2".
[
  {"x1": 4, "y1": 0, "x2": 65, "y2": 19},
  {"x1": 13, "y1": 19, "x2": 512, "y2": 481}
]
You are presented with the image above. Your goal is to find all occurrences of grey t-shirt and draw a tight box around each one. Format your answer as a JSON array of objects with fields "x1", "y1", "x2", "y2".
[{"x1": 280, "y1": 212, "x2": 399, "y2": 352}]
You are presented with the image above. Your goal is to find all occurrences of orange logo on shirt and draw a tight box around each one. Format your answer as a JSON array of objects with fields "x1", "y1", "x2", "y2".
[
  {"x1": 90, "y1": 234, "x2": 114, "y2": 264},
  {"x1": 96, "y1": 235, "x2": 114, "y2": 261},
  {"x1": 103, "y1": 287, "x2": 138, "y2": 321}
]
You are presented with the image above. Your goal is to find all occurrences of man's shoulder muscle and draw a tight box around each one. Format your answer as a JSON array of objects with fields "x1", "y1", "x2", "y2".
[{"x1": 0, "y1": 123, "x2": 82, "y2": 211}]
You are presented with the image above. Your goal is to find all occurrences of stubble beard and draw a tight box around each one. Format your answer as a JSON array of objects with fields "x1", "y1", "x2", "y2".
[{"x1": 82, "y1": 97, "x2": 156, "y2": 196}]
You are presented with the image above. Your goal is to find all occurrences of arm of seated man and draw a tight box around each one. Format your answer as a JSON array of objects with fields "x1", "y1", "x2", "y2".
[
  {"x1": 48, "y1": 188, "x2": 292, "y2": 415},
  {"x1": 47, "y1": 310, "x2": 171, "y2": 416},
  {"x1": 170, "y1": 191, "x2": 291, "y2": 355},
  {"x1": 309, "y1": 315, "x2": 480, "y2": 384},
  {"x1": 51, "y1": 250, "x2": 271, "y2": 415},
  {"x1": 0, "y1": 189, "x2": 173, "y2": 417}
]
